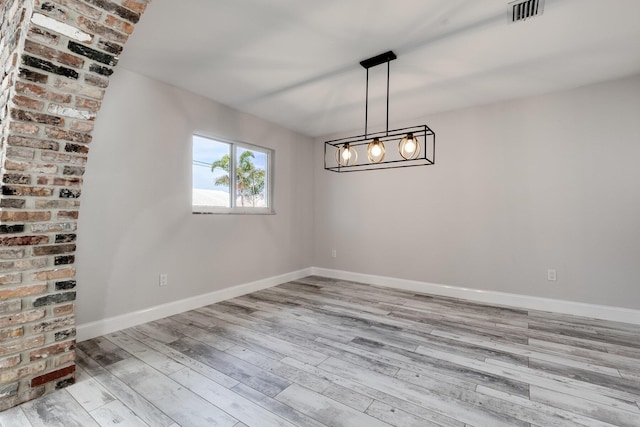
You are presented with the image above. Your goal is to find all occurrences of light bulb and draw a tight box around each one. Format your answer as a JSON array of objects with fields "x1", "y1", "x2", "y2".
[
  {"x1": 367, "y1": 138, "x2": 385, "y2": 163},
  {"x1": 336, "y1": 144, "x2": 357, "y2": 166},
  {"x1": 399, "y1": 133, "x2": 420, "y2": 160},
  {"x1": 404, "y1": 140, "x2": 415, "y2": 153}
]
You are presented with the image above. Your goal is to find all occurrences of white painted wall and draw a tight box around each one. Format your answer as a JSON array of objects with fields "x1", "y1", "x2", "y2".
[
  {"x1": 76, "y1": 68, "x2": 314, "y2": 325},
  {"x1": 313, "y1": 74, "x2": 640, "y2": 310},
  {"x1": 77, "y1": 69, "x2": 640, "y2": 328}
]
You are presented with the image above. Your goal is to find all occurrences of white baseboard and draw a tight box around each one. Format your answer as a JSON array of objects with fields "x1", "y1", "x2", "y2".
[
  {"x1": 77, "y1": 268, "x2": 313, "y2": 342},
  {"x1": 78, "y1": 266, "x2": 640, "y2": 342},
  {"x1": 311, "y1": 267, "x2": 640, "y2": 325}
]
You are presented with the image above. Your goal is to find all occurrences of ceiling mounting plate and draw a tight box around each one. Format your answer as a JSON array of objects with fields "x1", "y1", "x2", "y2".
[{"x1": 360, "y1": 51, "x2": 397, "y2": 69}]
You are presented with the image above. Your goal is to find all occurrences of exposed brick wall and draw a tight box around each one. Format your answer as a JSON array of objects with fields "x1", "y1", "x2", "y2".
[{"x1": 0, "y1": 0, "x2": 149, "y2": 410}]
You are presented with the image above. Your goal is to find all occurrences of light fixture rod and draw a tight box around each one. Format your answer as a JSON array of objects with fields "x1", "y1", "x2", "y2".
[
  {"x1": 360, "y1": 51, "x2": 396, "y2": 139},
  {"x1": 365, "y1": 68, "x2": 369, "y2": 139},
  {"x1": 386, "y1": 60, "x2": 390, "y2": 136}
]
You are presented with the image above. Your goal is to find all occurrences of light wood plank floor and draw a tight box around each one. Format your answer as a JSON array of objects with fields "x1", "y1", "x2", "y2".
[{"x1": 2, "y1": 276, "x2": 639, "y2": 426}]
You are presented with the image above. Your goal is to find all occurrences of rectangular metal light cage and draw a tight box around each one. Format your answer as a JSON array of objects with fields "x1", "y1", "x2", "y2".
[{"x1": 324, "y1": 125, "x2": 435, "y2": 172}]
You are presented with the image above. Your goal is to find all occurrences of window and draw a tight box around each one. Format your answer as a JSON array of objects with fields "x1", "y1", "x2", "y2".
[{"x1": 192, "y1": 135, "x2": 274, "y2": 214}]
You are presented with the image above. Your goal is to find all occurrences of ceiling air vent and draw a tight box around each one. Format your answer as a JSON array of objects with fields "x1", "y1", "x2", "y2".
[{"x1": 508, "y1": 0, "x2": 544, "y2": 23}]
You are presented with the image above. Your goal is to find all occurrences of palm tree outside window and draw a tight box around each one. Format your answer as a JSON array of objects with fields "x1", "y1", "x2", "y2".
[{"x1": 192, "y1": 135, "x2": 274, "y2": 214}]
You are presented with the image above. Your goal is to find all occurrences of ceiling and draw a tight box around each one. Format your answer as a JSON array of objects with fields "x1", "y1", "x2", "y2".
[{"x1": 119, "y1": 0, "x2": 640, "y2": 138}]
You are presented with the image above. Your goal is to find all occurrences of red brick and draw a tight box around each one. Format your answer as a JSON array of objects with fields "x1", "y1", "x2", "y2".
[
  {"x1": 0, "y1": 354, "x2": 21, "y2": 369},
  {"x1": 0, "y1": 211, "x2": 51, "y2": 222},
  {"x1": 0, "y1": 386, "x2": 45, "y2": 412},
  {"x1": 32, "y1": 268, "x2": 75, "y2": 281},
  {"x1": 0, "y1": 284, "x2": 47, "y2": 301},
  {"x1": 27, "y1": 26, "x2": 60, "y2": 45},
  {"x1": 0, "y1": 335, "x2": 44, "y2": 356},
  {"x1": 7, "y1": 135, "x2": 58, "y2": 151},
  {"x1": 0, "y1": 361, "x2": 46, "y2": 383},
  {"x1": 0, "y1": 309, "x2": 46, "y2": 329},
  {"x1": 75, "y1": 96, "x2": 101, "y2": 112},
  {"x1": 64, "y1": 143, "x2": 89, "y2": 154},
  {"x1": 54, "y1": 78, "x2": 105, "y2": 101},
  {"x1": 15, "y1": 81, "x2": 72, "y2": 104},
  {"x1": 55, "y1": 0, "x2": 102, "y2": 20},
  {"x1": 13, "y1": 95, "x2": 44, "y2": 111},
  {"x1": 8, "y1": 121, "x2": 40, "y2": 135},
  {"x1": 0, "y1": 235, "x2": 49, "y2": 246},
  {"x1": 36, "y1": 176, "x2": 82, "y2": 186},
  {"x1": 32, "y1": 244, "x2": 76, "y2": 256},
  {"x1": 15, "y1": 81, "x2": 46, "y2": 96},
  {"x1": 3, "y1": 160, "x2": 57, "y2": 174},
  {"x1": 53, "y1": 351, "x2": 76, "y2": 367},
  {"x1": 97, "y1": 39, "x2": 123, "y2": 55},
  {"x1": 0, "y1": 249, "x2": 25, "y2": 260},
  {"x1": 31, "y1": 364, "x2": 75, "y2": 387},
  {"x1": 29, "y1": 340, "x2": 75, "y2": 361},
  {"x1": 32, "y1": 315, "x2": 75, "y2": 333},
  {"x1": 53, "y1": 303, "x2": 74, "y2": 316},
  {"x1": 24, "y1": 40, "x2": 84, "y2": 68},
  {"x1": 70, "y1": 120, "x2": 94, "y2": 132},
  {"x1": 45, "y1": 127, "x2": 92, "y2": 143},
  {"x1": 104, "y1": 14, "x2": 134, "y2": 34},
  {"x1": 35, "y1": 199, "x2": 80, "y2": 209},
  {"x1": 77, "y1": 16, "x2": 128, "y2": 43},
  {"x1": 0, "y1": 326, "x2": 23, "y2": 341},
  {"x1": 40, "y1": 151, "x2": 87, "y2": 166},
  {"x1": 0, "y1": 200, "x2": 26, "y2": 210},
  {"x1": 0, "y1": 258, "x2": 48, "y2": 274},
  {"x1": 84, "y1": 73, "x2": 109, "y2": 89},
  {"x1": 0, "y1": 300, "x2": 22, "y2": 315},
  {"x1": 57, "y1": 211, "x2": 79, "y2": 220},
  {"x1": 10, "y1": 108, "x2": 64, "y2": 126},
  {"x1": 123, "y1": 0, "x2": 148, "y2": 13},
  {"x1": 2, "y1": 173, "x2": 30, "y2": 185},
  {"x1": 0, "y1": 185, "x2": 53, "y2": 197},
  {"x1": 0, "y1": 273, "x2": 22, "y2": 285},
  {"x1": 35, "y1": 1, "x2": 68, "y2": 21},
  {"x1": 5, "y1": 145, "x2": 35, "y2": 160}
]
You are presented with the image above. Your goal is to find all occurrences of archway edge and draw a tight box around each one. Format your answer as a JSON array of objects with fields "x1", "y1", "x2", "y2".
[{"x1": 0, "y1": 0, "x2": 150, "y2": 410}]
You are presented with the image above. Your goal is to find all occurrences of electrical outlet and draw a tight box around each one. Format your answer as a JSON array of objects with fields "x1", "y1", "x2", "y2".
[
  {"x1": 547, "y1": 269, "x2": 557, "y2": 281},
  {"x1": 159, "y1": 273, "x2": 168, "y2": 287},
  {"x1": 331, "y1": 249, "x2": 337, "y2": 258}
]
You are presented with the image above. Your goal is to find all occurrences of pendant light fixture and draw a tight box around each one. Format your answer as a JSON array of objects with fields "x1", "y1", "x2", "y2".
[{"x1": 324, "y1": 51, "x2": 435, "y2": 172}]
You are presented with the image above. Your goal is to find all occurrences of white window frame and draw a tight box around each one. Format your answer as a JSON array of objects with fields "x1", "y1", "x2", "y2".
[{"x1": 192, "y1": 134, "x2": 275, "y2": 215}]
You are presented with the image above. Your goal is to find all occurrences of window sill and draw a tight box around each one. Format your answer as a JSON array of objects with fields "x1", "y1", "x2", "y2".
[{"x1": 192, "y1": 205, "x2": 275, "y2": 215}]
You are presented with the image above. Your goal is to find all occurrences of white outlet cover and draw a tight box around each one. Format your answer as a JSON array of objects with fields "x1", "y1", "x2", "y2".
[{"x1": 159, "y1": 274, "x2": 168, "y2": 286}]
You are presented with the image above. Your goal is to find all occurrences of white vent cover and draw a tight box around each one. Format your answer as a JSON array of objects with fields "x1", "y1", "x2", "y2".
[{"x1": 508, "y1": 0, "x2": 545, "y2": 23}]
